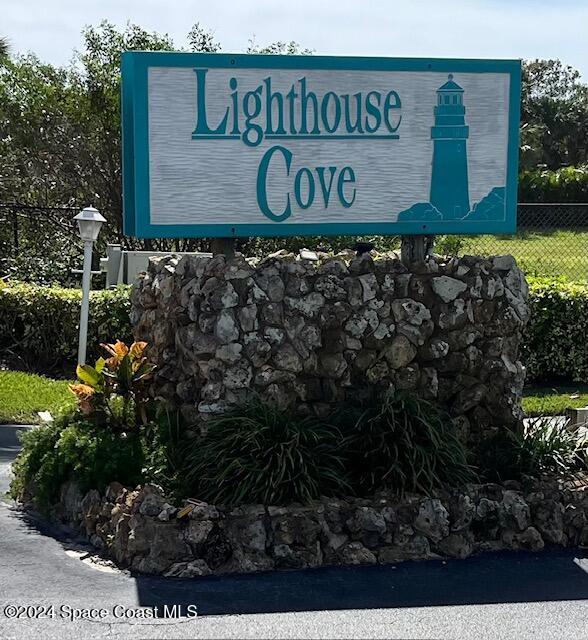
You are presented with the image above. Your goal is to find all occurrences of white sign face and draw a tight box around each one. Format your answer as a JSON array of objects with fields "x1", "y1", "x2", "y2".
[{"x1": 122, "y1": 53, "x2": 521, "y2": 238}]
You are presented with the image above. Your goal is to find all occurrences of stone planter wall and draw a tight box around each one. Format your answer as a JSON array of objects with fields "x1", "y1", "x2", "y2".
[
  {"x1": 56, "y1": 480, "x2": 588, "y2": 577},
  {"x1": 131, "y1": 251, "x2": 529, "y2": 443}
]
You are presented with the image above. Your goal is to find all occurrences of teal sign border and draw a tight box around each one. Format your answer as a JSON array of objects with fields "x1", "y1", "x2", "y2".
[{"x1": 121, "y1": 52, "x2": 521, "y2": 238}]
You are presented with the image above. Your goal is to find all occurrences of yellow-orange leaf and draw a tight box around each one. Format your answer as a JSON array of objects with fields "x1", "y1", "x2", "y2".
[
  {"x1": 69, "y1": 383, "x2": 95, "y2": 400},
  {"x1": 129, "y1": 341, "x2": 147, "y2": 360},
  {"x1": 101, "y1": 340, "x2": 129, "y2": 360}
]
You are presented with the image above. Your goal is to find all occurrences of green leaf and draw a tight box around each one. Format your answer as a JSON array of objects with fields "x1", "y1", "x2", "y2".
[{"x1": 76, "y1": 364, "x2": 102, "y2": 388}]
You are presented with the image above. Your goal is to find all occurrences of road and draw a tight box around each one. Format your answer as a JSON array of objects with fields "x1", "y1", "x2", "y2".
[{"x1": 1, "y1": 423, "x2": 588, "y2": 639}]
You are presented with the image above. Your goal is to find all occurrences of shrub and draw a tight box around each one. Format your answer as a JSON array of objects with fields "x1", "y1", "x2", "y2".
[
  {"x1": 184, "y1": 399, "x2": 351, "y2": 505},
  {"x1": 10, "y1": 412, "x2": 144, "y2": 508},
  {"x1": 519, "y1": 165, "x2": 588, "y2": 202},
  {"x1": 479, "y1": 417, "x2": 585, "y2": 482},
  {"x1": 142, "y1": 406, "x2": 190, "y2": 500},
  {"x1": 341, "y1": 391, "x2": 474, "y2": 495},
  {"x1": 0, "y1": 281, "x2": 132, "y2": 370},
  {"x1": 523, "y1": 276, "x2": 588, "y2": 382}
]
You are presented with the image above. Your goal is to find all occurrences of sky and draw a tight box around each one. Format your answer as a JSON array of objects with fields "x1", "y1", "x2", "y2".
[{"x1": 3, "y1": 0, "x2": 588, "y2": 78}]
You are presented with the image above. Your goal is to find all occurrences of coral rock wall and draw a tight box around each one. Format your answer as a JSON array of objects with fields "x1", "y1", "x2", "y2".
[
  {"x1": 131, "y1": 251, "x2": 529, "y2": 442},
  {"x1": 57, "y1": 479, "x2": 588, "y2": 577}
]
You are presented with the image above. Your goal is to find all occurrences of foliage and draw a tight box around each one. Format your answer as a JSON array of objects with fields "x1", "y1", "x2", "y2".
[
  {"x1": 480, "y1": 418, "x2": 585, "y2": 482},
  {"x1": 520, "y1": 59, "x2": 588, "y2": 170},
  {"x1": 184, "y1": 399, "x2": 351, "y2": 505},
  {"x1": 0, "y1": 370, "x2": 75, "y2": 424},
  {"x1": 10, "y1": 411, "x2": 144, "y2": 508},
  {"x1": 523, "y1": 276, "x2": 588, "y2": 382},
  {"x1": 70, "y1": 340, "x2": 155, "y2": 429},
  {"x1": 247, "y1": 38, "x2": 313, "y2": 55},
  {"x1": 0, "y1": 280, "x2": 132, "y2": 371},
  {"x1": 341, "y1": 391, "x2": 474, "y2": 495},
  {"x1": 0, "y1": 20, "x2": 311, "y2": 268},
  {"x1": 518, "y1": 165, "x2": 588, "y2": 202},
  {"x1": 142, "y1": 406, "x2": 190, "y2": 500}
]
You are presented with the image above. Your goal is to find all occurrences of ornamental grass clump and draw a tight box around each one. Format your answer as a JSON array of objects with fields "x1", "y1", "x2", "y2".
[
  {"x1": 480, "y1": 416, "x2": 587, "y2": 482},
  {"x1": 342, "y1": 391, "x2": 475, "y2": 495},
  {"x1": 184, "y1": 399, "x2": 351, "y2": 506}
]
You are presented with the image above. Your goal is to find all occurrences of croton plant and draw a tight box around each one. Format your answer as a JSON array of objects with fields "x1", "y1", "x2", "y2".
[{"x1": 69, "y1": 340, "x2": 155, "y2": 429}]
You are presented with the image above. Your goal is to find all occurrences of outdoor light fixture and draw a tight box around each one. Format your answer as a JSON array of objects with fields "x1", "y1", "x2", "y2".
[
  {"x1": 74, "y1": 206, "x2": 106, "y2": 366},
  {"x1": 74, "y1": 205, "x2": 106, "y2": 242}
]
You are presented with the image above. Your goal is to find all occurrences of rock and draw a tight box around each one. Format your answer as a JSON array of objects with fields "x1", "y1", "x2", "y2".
[
  {"x1": 238, "y1": 305, "x2": 258, "y2": 332},
  {"x1": 492, "y1": 255, "x2": 516, "y2": 271},
  {"x1": 273, "y1": 344, "x2": 303, "y2": 373},
  {"x1": 338, "y1": 542, "x2": 377, "y2": 565},
  {"x1": 185, "y1": 520, "x2": 214, "y2": 546},
  {"x1": 215, "y1": 343, "x2": 242, "y2": 364},
  {"x1": 378, "y1": 535, "x2": 431, "y2": 562},
  {"x1": 432, "y1": 276, "x2": 468, "y2": 303},
  {"x1": 164, "y1": 560, "x2": 212, "y2": 577},
  {"x1": 452, "y1": 384, "x2": 488, "y2": 413},
  {"x1": 208, "y1": 281, "x2": 239, "y2": 310},
  {"x1": 420, "y1": 338, "x2": 450, "y2": 360},
  {"x1": 299, "y1": 249, "x2": 319, "y2": 261},
  {"x1": 284, "y1": 292, "x2": 326, "y2": 319},
  {"x1": 502, "y1": 526, "x2": 544, "y2": 551},
  {"x1": 214, "y1": 309, "x2": 239, "y2": 344},
  {"x1": 137, "y1": 486, "x2": 167, "y2": 517},
  {"x1": 358, "y1": 273, "x2": 379, "y2": 301},
  {"x1": 157, "y1": 503, "x2": 177, "y2": 521},
  {"x1": 385, "y1": 335, "x2": 417, "y2": 369},
  {"x1": 531, "y1": 499, "x2": 565, "y2": 545},
  {"x1": 499, "y1": 491, "x2": 531, "y2": 532},
  {"x1": 256, "y1": 273, "x2": 285, "y2": 302},
  {"x1": 437, "y1": 533, "x2": 473, "y2": 559},
  {"x1": 346, "y1": 507, "x2": 387, "y2": 535},
  {"x1": 224, "y1": 362, "x2": 253, "y2": 389},
  {"x1": 319, "y1": 352, "x2": 348, "y2": 378},
  {"x1": 315, "y1": 275, "x2": 347, "y2": 301},
  {"x1": 414, "y1": 499, "x2": 450, "y2": 542},
  {"x1": 391, "y1": 299, "x2": 431, "y2": 326}
]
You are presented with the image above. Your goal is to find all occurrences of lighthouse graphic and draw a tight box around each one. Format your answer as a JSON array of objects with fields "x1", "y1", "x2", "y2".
[
  {"x1": 429, "y1": 74, "x2": 470, "y2": 219},
  {"x1": 396, "y1": 73, "x2": 506, "y2": 224}
]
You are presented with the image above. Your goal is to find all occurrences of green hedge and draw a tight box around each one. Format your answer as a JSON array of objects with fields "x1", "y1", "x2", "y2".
[
  {"x1": 1, "y1": 278, "x2": 588, "y2": 382},
  {"x1": 523, "y1": 277, "x2": 588, "y2": 382},
  {"x1": 518, "y1": 165, "x2": 588, "y2": 202},
  {"x1": 0, "y1": 281, "x2": 132, "y2": 370}
]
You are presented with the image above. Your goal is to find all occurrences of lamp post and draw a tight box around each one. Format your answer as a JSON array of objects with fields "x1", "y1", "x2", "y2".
[{"x1": 74, "y1": 206, "x2": 106, "y2": 366}]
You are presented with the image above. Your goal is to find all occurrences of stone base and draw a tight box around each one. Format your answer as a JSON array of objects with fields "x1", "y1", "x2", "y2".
[
  {"x1": 47, "y1": 478, "x2": 588, "y2": 577},
  {"x1": 131, "y1": 251, "x2": 529, "y2": 444}
]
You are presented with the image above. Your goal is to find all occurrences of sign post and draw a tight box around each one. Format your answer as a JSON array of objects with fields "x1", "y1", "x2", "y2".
[{"x1": 121, "y1": 53, "x2": 520, "y2": 243}]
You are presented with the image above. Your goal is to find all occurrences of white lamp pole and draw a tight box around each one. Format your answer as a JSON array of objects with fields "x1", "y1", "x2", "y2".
[{"x1": 74, "y1": 206, "x2": 106, "y2": 366}]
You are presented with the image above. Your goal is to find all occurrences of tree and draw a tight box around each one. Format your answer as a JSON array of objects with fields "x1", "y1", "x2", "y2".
[
  {"x1": 0, "y1": 37, "x2": 8, "y2": 58},
  {"x1": 0, "y1": 21, "x2": 223, "y2": 250},
  {"x1": 520, "y1": 59, "x2": 588, "y2": 170}
]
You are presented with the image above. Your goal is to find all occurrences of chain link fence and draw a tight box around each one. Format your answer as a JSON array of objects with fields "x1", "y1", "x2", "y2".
[
  {"x1": 1, "y1": 202, "x2": 587, "y2": 284},
  {"x1": 438, "y1": 203, "x2": 588, "y2": 281}
]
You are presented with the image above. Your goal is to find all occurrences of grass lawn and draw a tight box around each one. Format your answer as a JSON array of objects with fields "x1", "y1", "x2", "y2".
[
  {"x1": 0, "y1": 370, "x2": 75, "y2": 424},
  {"x1": 522, "y1": 384, "x2": 588, "y2": 416},
  {"x1": 1, "y1": 369, "x2": 586, "y2": 424}
]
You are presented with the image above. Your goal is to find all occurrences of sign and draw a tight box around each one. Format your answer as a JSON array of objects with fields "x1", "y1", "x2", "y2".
[{"x1": 121, "y1": 53, "x2": 521, "y2": 238}]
